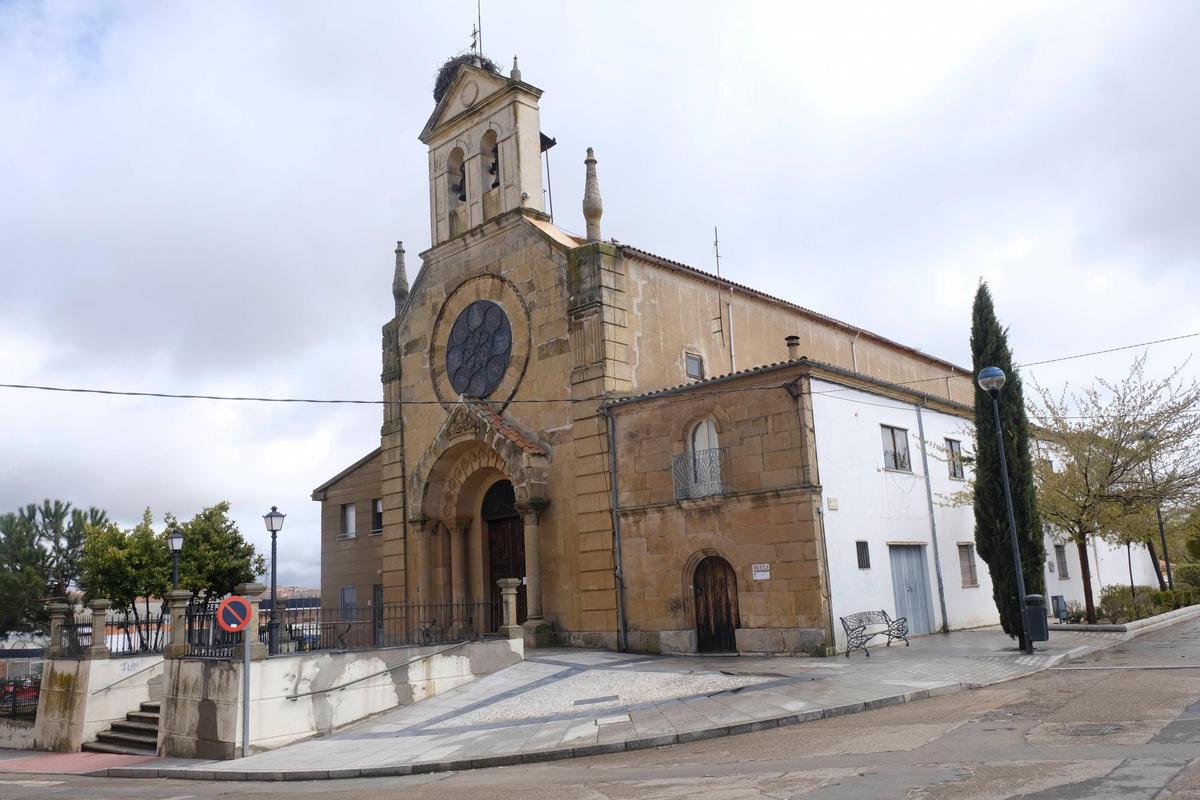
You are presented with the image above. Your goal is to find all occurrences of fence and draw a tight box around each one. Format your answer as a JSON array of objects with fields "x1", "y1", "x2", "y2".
[
  {"x1": 672, "y1": 447, "x2": 728, "y2": 500},
  {"x1": 266, "y1": 599, "x2": 500, "y2": 655},
  {"x1": 184, "y1": 600, "x2": 240, "y2": 660},
  {"x1": 107, "y1": 610, "x2": 167, "y2": 656},
  {"x1": 59, "y1": 614, "x2": 93, "y2": 659},
  {"x1": 0, "y1": 676, "x2": 40, "y2": 720}
]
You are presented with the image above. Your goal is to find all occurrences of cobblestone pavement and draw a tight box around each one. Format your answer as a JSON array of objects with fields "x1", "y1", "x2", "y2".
[{"x1": 65, "y1": 621, "x2": 1159, "y2": 781}]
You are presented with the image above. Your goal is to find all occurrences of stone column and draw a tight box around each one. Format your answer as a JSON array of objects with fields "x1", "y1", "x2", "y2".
[
  {"x1": 46, "y1": 603, "x2": 69, "y2": 658},
  {"x1": 416, "y1": 520, "x2": 434, "y2": 606},
  {"x1": 84, "y1": 599, "x2": 112, "y2": 660},
  {"x1": 497, "y1": 578, "x2": 522, "y2": 640},
  {"x1": 450, "y1": 521, "x2": 468, "y2": 633},
  {"x1": 234, "y1": 582, "x2": 267, "y2": 661},
  {"x1": 163, "y1": 590, "x2": 193, "y2": 659},
  {"x1": 518, "y1": 503, "x2": 545, "y2": 623}
]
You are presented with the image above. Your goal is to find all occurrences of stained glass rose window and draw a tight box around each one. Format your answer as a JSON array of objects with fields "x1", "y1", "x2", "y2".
[{"x1": 445, "y1": 300, "x2": 513, "y2": 397}]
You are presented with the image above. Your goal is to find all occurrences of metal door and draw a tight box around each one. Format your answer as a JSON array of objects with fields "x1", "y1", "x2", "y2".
[
  {"x1": 694, "y1": 556, "x2": 740, "y2": 652},
  {"x1": 888, "y1": 545, "x2": 933, "y2": 635}
]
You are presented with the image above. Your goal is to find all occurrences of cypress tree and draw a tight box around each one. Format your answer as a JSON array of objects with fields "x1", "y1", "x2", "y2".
[{"x1": 971, "y1": 283, "x2": 1045, "y2": 645}]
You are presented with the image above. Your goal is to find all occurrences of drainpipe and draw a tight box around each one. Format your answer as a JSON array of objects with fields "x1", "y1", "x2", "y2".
[
  {"x1": 815, "y1": 504, "x2": 837, "y2": 655},
  {"x1": 915, "y1": 404, "x2": 950, "y2": 634},
  {"x1": 603, "y1": 406, "x2": 629, "y2": 652}
]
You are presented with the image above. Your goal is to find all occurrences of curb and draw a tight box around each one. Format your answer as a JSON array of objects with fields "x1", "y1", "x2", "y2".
[
  {"x1": 94, "y1": 614, "x2": 1197, "y2": 783},
  {"x1": 1050, "y1": 604, "x2": 1200, "y2": 634}
]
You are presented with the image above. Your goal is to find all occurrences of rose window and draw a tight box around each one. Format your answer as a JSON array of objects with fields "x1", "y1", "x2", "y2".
[{"x1": 445, "y1": 300, "x2": 513, "y2": 397}]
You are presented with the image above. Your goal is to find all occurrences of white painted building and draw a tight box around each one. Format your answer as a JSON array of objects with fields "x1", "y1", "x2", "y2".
[{"x1": 811, "y1": 377, "x2": 1159, "y2": 650}]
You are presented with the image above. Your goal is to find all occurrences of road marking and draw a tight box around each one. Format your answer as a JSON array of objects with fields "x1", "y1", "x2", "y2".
[
  {"x1": 1051, "y1": 665, "x2": 1200, "y2": 671},
  {"x1": 0, "y1": 779, "x2": 65, "y2": 787}
]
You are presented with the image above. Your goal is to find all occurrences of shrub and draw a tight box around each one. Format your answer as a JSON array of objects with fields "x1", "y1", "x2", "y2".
[
  {"x1": 1174, "y1": 563, "x2": 1200, "y2": 588},
  {"x1": 1064, "y1": 600, "x2": 1086, "y2": 624},
  {"x1": 1099, "y1": 584, "x2": 1159, "y2": 623}
]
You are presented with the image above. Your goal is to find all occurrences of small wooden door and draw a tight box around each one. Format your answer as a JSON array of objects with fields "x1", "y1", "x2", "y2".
[
  {"x1": 487, "y1": 516, "x2": 526, "y2": 628},
  {"x1": 694, "y1": 556, "x2": 740, "y2": 652}
]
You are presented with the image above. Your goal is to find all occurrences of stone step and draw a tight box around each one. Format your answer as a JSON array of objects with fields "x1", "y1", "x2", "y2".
[
  {"x1": 126, "y1": 711, "x2": 160, "y2": 724},
  {"x1": 111, "y1": 719, "x2": 159, "y2": 736},
  {"x1": 96, "y1": 730, "x2": 158, "y2": 750},
  {"x1": 140, "y1": 701, "x2": 161, "y2": 713},
  {"x1": 82, "y1": 740, "x2": 157, "y2": 756}
]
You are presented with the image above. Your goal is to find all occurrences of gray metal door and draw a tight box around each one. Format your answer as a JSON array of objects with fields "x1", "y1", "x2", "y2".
[{"x1": 889, "y1": 545, "x2": 933, "y2": 635}]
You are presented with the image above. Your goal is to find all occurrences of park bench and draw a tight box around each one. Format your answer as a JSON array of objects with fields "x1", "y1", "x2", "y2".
[{"x1": 839, "y1": 610, "x2": 909, "y2": 657}]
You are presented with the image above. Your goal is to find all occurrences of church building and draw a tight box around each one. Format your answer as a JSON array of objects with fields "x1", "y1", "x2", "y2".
[{"x1": 313, "y1": 54, "x2": 1051, "y2": 655}]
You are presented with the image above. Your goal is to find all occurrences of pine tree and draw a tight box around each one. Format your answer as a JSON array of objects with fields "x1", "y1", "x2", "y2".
[{"x1": 971, "y1": 283, "x2": 1046, "y2": 645}]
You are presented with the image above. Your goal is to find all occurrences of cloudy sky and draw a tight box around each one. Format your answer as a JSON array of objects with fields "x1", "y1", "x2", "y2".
[{"x1": 2, "y1": 1, "x2": 1197, "y2": 588}]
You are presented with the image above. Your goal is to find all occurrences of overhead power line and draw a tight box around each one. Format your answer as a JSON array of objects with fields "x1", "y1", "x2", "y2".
[{"x1": 1, "y1": 330, "x2": 1196, "y2": 410}]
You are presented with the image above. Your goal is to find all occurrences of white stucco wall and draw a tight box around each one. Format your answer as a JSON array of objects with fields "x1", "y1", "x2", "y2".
[
  {"x1": 1042, "y1": 534, "x2": 1161, "y2": 614},
  {"x1": 811, "y1": 379, "x2": 999, "y2": 651}
]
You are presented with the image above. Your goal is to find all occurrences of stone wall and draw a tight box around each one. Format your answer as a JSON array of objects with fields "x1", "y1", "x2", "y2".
[
  {"x1": 0, "y1": 718, "x2": 35, "y2": 750},
  {"x1": 315, "y1": 450, "x2": 384, "y2": 609},
  {"x1": 32, "y1": 655, "x2": 163, "y2": 752},
  {"x1": 159, "y1": 638, "x2": 522, "y2": 759}
]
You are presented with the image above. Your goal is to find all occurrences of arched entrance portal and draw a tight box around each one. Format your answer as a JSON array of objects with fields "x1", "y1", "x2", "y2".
[
  {"x1": 482, "y1": 480, "x2": 526, "y2": 627},
  {"x1": 694, "y1": 556, "x2": 740, "y2": 652}
]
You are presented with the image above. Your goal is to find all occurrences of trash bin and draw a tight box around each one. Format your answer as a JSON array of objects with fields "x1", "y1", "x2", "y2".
[{"x1": 1024, "y1": 594, "x2": 1049, "y2": 642}]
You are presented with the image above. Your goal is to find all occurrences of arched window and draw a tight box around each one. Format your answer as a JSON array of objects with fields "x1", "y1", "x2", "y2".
[
  {"x1": 447, "y1": 147, "x2": 466, "y2": 210},
  {"x1": 480, "y1": 130, "x2": 499, "y2": 191},
  {"x1": 690, "y1": 419, "x2": 722, "y2": 496}
]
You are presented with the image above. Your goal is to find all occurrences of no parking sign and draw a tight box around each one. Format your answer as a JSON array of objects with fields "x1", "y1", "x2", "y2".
[{"x1": 217, "y1": 594, "x2": 254, "y2": 757}]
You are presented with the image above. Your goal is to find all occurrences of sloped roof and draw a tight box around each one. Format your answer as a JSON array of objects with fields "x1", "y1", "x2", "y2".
[
  {"x1": 465, "y1": 400, "x2": 547, "y2": 455},
  {"x1": 311, "y1": 447, "x2": 382, "y2": 500}
]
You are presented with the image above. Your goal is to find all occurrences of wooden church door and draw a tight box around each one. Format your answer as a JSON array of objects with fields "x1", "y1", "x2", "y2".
[{"x1": 694, "y1": 556, "x2": 740, "y2": 652}]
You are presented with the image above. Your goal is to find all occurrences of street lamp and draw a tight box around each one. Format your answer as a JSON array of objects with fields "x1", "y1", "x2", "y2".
[
  {"x1": 978, "y1": 366, "x2": 1034, "y2": 654},
  {"x1": 167, "y1": 529, "x2": 184, "y2": 591},
  {"x1": 1139, "y1": 431, "x2": 1174, "y2": 590},
  {"x1": 263, "y1": 506, "x2": 286, "y2": 655}
]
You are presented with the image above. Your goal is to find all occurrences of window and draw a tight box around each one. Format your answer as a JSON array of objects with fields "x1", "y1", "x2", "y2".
[
  {"x1": 958, "y1": 543, "x2": 979, "y2": 587},
  {"x1": 685, "y1": 418, "x2": 723, "y2": 497},
  {"x1": 946, "y1": 439, "x2": 965, "y2": 479},
  {"x1": 856, "y1": 541, "x2": 871, "y2": 569},
  {"x1": 340, "y1": 503, "x2": 356, "y2": 538},
  {"x1": 371, "y1": 498, "x2": 383, "y2": 534},
  {"x1": 339, "y1": 586, "x2": 358, "y2": 622},
  {"x1": 1055, "y1": 544, "x2": 1069, "y2": 579},
  {"x1": 685, "y1": 353, "x2": 704, "y2": 380},
  {"x1": 881, "y1": 425, "x2": 911, "y2": 471}
]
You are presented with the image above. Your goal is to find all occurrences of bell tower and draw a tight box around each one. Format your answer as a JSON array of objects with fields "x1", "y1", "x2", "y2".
[{"x1": 420, "y1": 55, "x2": 547, "y2": 246}]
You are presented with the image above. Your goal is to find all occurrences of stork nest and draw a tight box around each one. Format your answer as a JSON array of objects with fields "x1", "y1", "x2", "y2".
[{"x1": 433, "y1": 54, "x2": 500, "y2": 102}]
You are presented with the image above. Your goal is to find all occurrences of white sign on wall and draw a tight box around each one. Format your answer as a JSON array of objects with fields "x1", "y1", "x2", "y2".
[{"x1": 751, "y1": 563, "x2": 770, "y2": 580}]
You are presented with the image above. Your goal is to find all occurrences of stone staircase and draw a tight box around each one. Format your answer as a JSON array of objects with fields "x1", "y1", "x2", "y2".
[{"x1": 81, "y1": 700, "x2": 160, "y2": 756}]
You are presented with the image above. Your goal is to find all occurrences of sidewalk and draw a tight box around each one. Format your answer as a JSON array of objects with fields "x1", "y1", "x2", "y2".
[{"x1": 9, "y1": 613, "x2": 1195, "y2": 782}]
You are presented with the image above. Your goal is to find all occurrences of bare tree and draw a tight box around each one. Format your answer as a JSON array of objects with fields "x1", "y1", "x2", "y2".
[{"x1": 1032, "y1": 357, "x2": 1200, "y2": 622}]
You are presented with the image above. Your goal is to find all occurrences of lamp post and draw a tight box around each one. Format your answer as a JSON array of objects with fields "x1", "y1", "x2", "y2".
[
  {"x1": 263, "y1": 506, "x2": 286, "y2": 655},
  {"x1": 1139, "y1": 431, "x2": 1174, "y2": 590},
  {"x1": 978, "y1": 366, "x2": 1033, "y2": 654},
  {"x1": 167, "y1": 528, "x2": 184, "y2": 591}
]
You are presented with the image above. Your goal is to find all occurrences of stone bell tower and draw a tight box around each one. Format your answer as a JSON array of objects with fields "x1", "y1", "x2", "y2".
[{"x1": 419, "y1": 55, "x2": 547, "y2": 246}]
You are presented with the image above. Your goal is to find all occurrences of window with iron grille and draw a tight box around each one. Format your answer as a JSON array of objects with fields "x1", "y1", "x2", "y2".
[
  {"x1": 340, "y1": 503, "x2": 356, "y2": 538},
  {"x1": 958, "y1": 543, "x2": 979, "y2": 587},
  {"x1": 339, "y1": 586, "x2": 358, "y2": 622},
  {"x1": 856, "y1": 541, "x2": 871, "y2": 569},
  {"x1": 1055, "y1": 544, "x2": 1070, "y2": 578},
  {"x1": 673, "y1": 419, "x2": 725, "y2": 499},
  {"x1": 371, "y1": 498, "x2": 383, "y2": 534},
  {"x1": 881, "y1": 425, "x2": 911, "y2": 471},
  {"x1": 946, "y1": 438, "x2": 965, "y2": 479}
]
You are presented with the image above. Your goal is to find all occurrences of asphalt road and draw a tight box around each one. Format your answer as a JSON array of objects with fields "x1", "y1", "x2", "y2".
[{"x1": 3, "y1": 619, "x2": 1199, "y2": 800}]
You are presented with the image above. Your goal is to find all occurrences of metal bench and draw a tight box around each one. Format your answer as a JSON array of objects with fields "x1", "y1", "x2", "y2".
[{"x1": 839, "y1": 610, "x2": 909, "y2": 657}]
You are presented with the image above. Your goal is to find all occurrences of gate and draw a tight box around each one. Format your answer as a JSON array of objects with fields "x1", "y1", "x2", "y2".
[{"x1": 694, "y1": 556, "x2": 740, "y2": 652}]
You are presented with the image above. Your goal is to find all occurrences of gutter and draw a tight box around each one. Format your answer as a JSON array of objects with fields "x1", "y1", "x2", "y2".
[
  {"x1": 602, "y1": 406, "x2": 629, "y2": 652},
  {"x1": 916, "y1": 404, "x2": 950, "y2": 634}
]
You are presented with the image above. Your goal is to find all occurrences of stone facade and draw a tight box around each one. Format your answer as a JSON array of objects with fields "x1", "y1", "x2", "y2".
[
  {"x1": 313, "y1": 449, "x2": 383, "y2": 610},
  {"x1": 315, "y1": 57, "x2": 976, "y2": 654}
]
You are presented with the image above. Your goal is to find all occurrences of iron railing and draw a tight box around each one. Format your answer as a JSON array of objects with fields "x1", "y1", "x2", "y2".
[
  {"x1": 107, "y1": 609, "x2": 167, "y2": 656},
  {"x1": 184, "y1": 599, "x2": 239, "y2": 659},
  {"x1": 672, "y1": 447, "x2": 728, "y2": 500},
  {"x1": 267, "y1": 599, "x2": 500, "y2": 655},
  {"x1": 0, "y1": 676, "x2": 40, "y2": 720},
  {"x1": 59, "y1": 615, "x2": 93, "y2": 659}
]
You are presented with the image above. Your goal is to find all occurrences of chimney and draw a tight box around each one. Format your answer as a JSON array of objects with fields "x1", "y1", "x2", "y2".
[
  {"x1": 785, "y1": 335, "x2": 801, "y2": 360},
  {"x1": 582, "y1": 147, "x2": 603, "y2": 242}
]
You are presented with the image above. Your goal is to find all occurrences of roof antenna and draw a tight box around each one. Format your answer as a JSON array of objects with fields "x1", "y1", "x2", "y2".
[{"x1": 477, "y1": 0, "x2": 483, "y2": 58}]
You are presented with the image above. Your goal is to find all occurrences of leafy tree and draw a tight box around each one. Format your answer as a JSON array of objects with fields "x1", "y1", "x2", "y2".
[
  {"x1": 167, "y1": 502, "x2": 266, "y2": 603},
  {"x1": 1032, "y1": 357, "x2": 1200, "y2": 620},
  {"x1": 0, "y1": 513, "x2": 48, "y2": 634},
  {"x1": 79, "y1": 510, "x2": 171, "y2": 651},
  {"x1": 14, "y1": 500, "x2": 108, "y2": 598},
  {"x1": 971, "y1": 282, "x2": 1045, "y2": 646}
]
